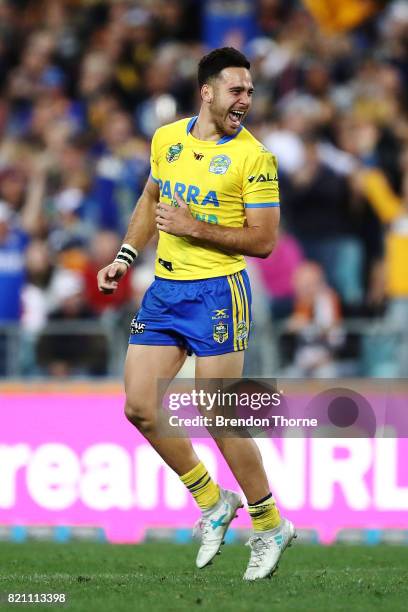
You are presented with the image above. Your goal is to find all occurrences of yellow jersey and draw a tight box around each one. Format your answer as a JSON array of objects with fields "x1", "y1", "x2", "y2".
[{"x1": 150, "y1": 116, "x2": 279, "y2": 280}]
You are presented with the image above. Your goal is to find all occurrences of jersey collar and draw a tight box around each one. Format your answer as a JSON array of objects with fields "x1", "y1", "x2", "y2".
[{"x1": 186, "y1": 116, "x2": 243, "y2": 145}]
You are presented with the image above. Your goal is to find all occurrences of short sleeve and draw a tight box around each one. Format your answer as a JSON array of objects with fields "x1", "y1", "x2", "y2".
[
  {"x1": 242, "y1": 149, "x2": 280, "y2": 209},
  {"x1": 150, "y1": 130, "x2": 160, "y2": 184}
]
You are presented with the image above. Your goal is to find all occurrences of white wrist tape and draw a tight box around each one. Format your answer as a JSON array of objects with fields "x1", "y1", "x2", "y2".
[{"x1": 114, "y1": 243, "x2": 139, "y2": 267}]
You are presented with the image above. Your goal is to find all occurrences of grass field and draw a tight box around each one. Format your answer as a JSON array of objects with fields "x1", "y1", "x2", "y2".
[{"x1": 0, "y1": 542, "x2": 407, "y2": 611}]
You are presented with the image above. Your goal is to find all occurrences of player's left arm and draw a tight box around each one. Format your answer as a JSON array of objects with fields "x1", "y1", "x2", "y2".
[{"x1": 156, "y1": 197, "x2": 279, "y2": 258}]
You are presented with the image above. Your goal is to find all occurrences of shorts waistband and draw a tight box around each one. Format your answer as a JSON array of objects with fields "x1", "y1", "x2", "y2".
[{"x1": 154, "y1": 271, "x2": 247, "y2": 283}]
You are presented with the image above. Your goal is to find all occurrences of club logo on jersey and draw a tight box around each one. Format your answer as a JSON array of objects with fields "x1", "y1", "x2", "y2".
[
  {"x1": 236, "y1": 320, "x2": 248, "y2": 341},
  {"x1": 130, "y1": 318, "x2": 146, "y2": 334},
  {"x1": 193, "y1": 151, "x2": 204, "y2": 160},
  {"x1": 166, "y1": 143, "x2": 183, "y2": 163},
  {"x1": 213, "y1": 322, "x2": 229, "y2": 343},
  {"x1": 248, "y1": 172, "x2": 278, "y2": 183},
  {"x1": 209, "y1": 154, "x2": 231, "y2": 175},
  {"x1": 212, "y1": 308, "x2": 229, "y2": 320}
]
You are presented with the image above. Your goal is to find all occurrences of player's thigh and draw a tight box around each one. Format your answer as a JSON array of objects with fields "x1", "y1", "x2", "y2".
[
  {"x1": 125, "y1": 344, "x2": 187, "y2": 412},
  {"x1": 195, "y1": 350, "x2": 244, "y2": 378}
]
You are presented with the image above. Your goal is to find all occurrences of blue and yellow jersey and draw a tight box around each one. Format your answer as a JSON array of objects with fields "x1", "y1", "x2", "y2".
[{"x1": 150, "y1": 116, "x2": 279, "y2": 280}]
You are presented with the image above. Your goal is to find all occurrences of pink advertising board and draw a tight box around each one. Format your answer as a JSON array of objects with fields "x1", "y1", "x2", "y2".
[{"x1": 0, "y1": 386, "x2": 407, "y2": 543}]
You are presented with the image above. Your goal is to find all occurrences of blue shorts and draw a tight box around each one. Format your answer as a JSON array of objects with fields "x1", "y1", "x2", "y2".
[{"x1": 129, "y1": 270, "x2": 252, "y2": 356}]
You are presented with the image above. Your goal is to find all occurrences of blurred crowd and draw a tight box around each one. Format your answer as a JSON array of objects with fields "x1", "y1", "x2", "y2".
[{"x1": 0, "y1": 0, "x2": 407, "y2": 377}]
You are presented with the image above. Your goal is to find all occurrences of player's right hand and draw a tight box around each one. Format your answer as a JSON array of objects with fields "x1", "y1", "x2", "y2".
[{"x1": 97, "y1": 261, "x2": 128, "y2": 294}]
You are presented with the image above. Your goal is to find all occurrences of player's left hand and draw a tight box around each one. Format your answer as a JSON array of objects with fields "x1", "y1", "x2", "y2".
[{"x1": 156, "y1": 193, "x2": 196, "y2": 237}]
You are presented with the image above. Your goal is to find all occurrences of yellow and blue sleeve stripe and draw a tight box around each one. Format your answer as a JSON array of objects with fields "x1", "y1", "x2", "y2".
[{"x1": 244, "y1": 202, "x2": 280, "y2": 208}]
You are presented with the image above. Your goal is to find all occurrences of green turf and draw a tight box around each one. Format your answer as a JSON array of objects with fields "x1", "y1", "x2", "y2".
[{"x1": 0, "y1": 542, "x2": 407, "y2": 611}]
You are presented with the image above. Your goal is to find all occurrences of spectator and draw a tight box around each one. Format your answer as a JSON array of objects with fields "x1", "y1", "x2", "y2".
[
  {"x1": 92, "y1": 110, "x2": 150, "y2": 232},
  {"x1": 0, "y1": 201, "x2": 28, "y2": 375},
  {"x1": 21, "y1": 238, "x2": 55, "y2": 335},
  {"x1": 251, "y1": 230, "x2": 304, "y2": 320},
  {"x1": 354, "y1": 160, "x2": 408, "y2": 375},
  {"x1": 282, "y1": 261, "x2": 344, "y2": 377},
  {"x1": 83, "y1": 229, "x2": 133, "y2": 316},
  {"x1": 7, "y1": 31, "x2": 58, "y2": 107},
  {"x1": 36, "y1": 269, "x2": 108, "y2": 377},
  {"x1": 0, "y1": 201, "x2": 28, "y2": 322},
  {"x1": 20, "y1": 239, "x2": 55, "y2": 375},
  {"x1": 280, "y1": 133, "x2": 364, "y2": 306},
  {"x1": 0, "y1": 166, "x2": 27, "y2": 215}
]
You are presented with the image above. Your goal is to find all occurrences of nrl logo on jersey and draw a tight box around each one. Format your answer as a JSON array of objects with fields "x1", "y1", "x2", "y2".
[
  {"x1": 166, "y1": 143, "x2": 183, "y2": 163},
  {"x1": 209, "y1": 154, "x2": 231, "y2": 175},
  {"x1": 213, "y1": 322, "x2": 228, "y2": 343}
]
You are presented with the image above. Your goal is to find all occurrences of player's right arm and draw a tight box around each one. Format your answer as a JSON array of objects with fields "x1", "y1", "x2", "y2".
[{"x1": 97, "y1": 176, "x2": 159, "y2": 294}]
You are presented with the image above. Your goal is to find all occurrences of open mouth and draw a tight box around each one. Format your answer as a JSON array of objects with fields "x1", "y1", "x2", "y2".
[{"x1": 228, "y1": 109, "x2": 245, "y2": 127}]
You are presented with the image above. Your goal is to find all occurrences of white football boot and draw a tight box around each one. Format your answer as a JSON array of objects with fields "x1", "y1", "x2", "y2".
[
  {"x1": 193, "y1": 488, "x2": 243, "y2": 569},
  {"x1": 243, "y1": 517, "x2": 296, "y2": 580}
]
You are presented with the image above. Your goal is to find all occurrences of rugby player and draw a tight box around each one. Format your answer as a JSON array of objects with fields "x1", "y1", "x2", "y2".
[{"x1": 97, "y1": 47, "x2": 296, "y2": 580}]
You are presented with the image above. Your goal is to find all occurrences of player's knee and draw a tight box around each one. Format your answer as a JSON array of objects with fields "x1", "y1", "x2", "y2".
[
  {"x1": 213, "y1": 434, "x2": 236, "y2": 449},
  {"x1": 124, "y1": 399, "x2": 157, "y2": 434}
]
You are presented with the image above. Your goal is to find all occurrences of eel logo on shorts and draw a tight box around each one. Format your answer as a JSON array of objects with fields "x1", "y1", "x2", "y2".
[
  {"x1": 209, "y1": 154, "x2": 231, "y2": 175},
  {"x1": 130, "y1": 318, "x2": 146, "y2": 334},
  {"x1": 166, "y1": 143, "x2": 183, "y2": 163},
  {"x1": 237, "y1": 321, "x2": 248, "y2": 341},
  {"x1": 213, "y1": 322, "x2": 229, "y2": 344}
]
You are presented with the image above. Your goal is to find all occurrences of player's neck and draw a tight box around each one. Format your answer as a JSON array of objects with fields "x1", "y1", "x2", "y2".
[{"x1": 191, "y1": 110, "x2": 224, "y2": 142}]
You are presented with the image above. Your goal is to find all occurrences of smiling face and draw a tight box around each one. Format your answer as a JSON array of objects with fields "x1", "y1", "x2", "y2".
[{"x1": 202, "y1": 67, "x2": 254, "y2": 136}]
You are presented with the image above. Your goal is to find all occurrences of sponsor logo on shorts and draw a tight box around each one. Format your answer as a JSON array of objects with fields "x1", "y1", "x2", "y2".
[
  {"x1": 130, "y1": 318, "x2": 146, "y2": 335},
  {"x1": 236, "y1": 320, "x2": 248, "y2": 341},
  {"x1": 209, "y1": 154, "x2": 231, "y2": 175},
  {"x1": 213, "y1": 322, "x2": 229, "y2": 344},
  {"x1": 166, "y1": 143, "x2": 183, "y2": 163},
  {"x1": 211, "y1": 308, "x2": 229, "y2": 320}
]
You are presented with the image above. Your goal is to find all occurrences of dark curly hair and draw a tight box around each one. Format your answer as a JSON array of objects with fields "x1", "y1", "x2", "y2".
[{"x1": 198, "y1": 47, "x2": 250, "y2": 88}]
